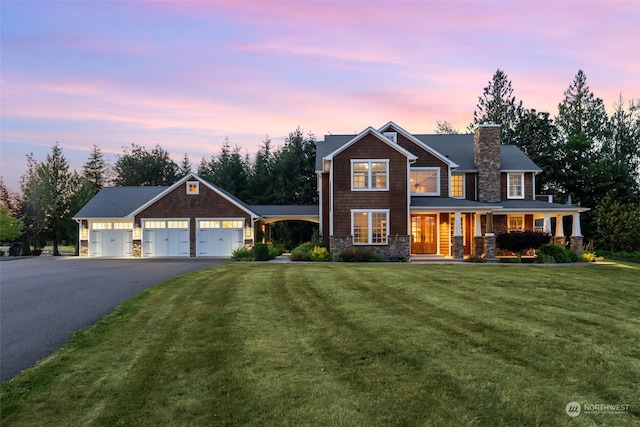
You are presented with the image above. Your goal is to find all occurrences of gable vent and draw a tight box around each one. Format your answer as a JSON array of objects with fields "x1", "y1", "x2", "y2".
[{"x1": 383, "y1": 132, "x2": 397, "y2": 143}]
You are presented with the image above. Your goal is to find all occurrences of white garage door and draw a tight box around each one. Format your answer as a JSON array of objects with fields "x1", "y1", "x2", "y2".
[
  {"x1": 197, "y1": 220, "x2": 244, "y2": 256},
  {"x1": 89, "y1": 223, "x2": 133, "y2": 257},
  {"x1": 143, "y1": 220, "x2": 190, "y2": 257}
]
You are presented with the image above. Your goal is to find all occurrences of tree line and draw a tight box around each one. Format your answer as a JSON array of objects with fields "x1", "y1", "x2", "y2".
[
  {"x1": 1, "y1": 69, "x2": 638, "y2": 253},
  {"x1": 0, "y1": 129, "x2": 316, "y2": 254}
]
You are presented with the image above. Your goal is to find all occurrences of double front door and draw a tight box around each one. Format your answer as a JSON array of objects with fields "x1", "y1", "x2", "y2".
[{"x1": 411, "y1": 214, "x2": 437, "y2": 254}]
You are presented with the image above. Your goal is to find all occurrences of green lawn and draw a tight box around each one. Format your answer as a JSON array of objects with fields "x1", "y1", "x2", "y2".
[{"x1": 2, "y1": 263, "x2": 639, "y2": 426}]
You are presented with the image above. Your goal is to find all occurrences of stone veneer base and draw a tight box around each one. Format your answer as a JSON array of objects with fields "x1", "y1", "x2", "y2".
[{"x1": 330, "y1": 235, "x2": 411, "y2": 261}]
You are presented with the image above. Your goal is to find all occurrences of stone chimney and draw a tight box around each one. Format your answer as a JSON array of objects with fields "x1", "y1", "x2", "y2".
[{"x1": 474, "y1": 124, "x2": 501, "y2": 203}]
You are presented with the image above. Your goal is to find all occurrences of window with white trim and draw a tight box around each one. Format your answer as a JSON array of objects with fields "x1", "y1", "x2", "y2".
[
  {"x1": 352, "y1": 210, "x2": 388, "y2": 245},
  {"x1": 167, "y1": 220, "x2": 189, "y2": 229},
  {"x1": 187, "y1": 181, "x2": 199, "y2": 194},
  {"x1": 450, "y1": 173, "x2": 465, "y2": 198},
  {"x1": 508, "y1": 173, "x2": 524, "y2": 199},
  {"x1": 508, "y1": 215, "x2": 525, "y2": 231},
  {"x1": 410, "y1": 168, "x2": 440, "y2": 195},
  {"x1": 351, "y1": 160, "x2": 388, "y2": 190}
]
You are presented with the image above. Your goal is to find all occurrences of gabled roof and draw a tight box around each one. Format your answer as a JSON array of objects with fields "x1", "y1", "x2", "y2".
[
  {"x1": 320, "y1": 127, "x2": 418, "y2": 171},
  {"x1": 317, "y1": 126, "x2": 541, "y2": 173},
  {"x1": 378, "y1": 121, "x2": 459, "y2": 168},
  {"x1": 73, "y1": 173, "x2": 259, "y2": 220},
  {"x1": 73, "y1": 186, "x2": 168, "y2": 219},
  {"x1": 129, "y1": 173, "x2": 258, "y2": 219}
]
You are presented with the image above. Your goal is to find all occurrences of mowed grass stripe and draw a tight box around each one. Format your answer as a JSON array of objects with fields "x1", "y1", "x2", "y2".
[{"x1": 1, "y1": 263, "x2": 638, "y2": 426}]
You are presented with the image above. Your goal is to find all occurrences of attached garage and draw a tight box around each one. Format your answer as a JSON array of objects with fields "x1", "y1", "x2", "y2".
[
  {"x1": 142, "y1": 220, "x2": 190, "y2": 257},
  {"x1": 89, "y1": 222, "x2": 133, "y2": 257},
  {"x1": 197, "y1": 219, "x2": 245, "y2": 256}
]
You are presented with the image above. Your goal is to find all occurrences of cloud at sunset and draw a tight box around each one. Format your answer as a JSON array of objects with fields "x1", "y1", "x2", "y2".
[{"x1": 1, "y1": 0, "x2": 638, "y2": 191}]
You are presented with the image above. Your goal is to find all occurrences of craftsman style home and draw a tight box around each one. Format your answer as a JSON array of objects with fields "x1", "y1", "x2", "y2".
[
  {"x1": 74, "y1": 121, "x2": 588, "y2": 259},
  {"x1": 316, "y1": 122, "x2": 588, "y2": 260}
]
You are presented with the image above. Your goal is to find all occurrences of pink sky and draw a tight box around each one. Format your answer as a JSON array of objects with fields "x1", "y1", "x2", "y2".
[{"x1": 1, "y1": 1, "x2": 638, "y2": 191}]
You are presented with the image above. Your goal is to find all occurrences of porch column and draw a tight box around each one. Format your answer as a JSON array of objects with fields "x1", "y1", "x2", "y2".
[
  {"x1": 473, "y1": 213, "x2": 483, "y2": 256},
  {"x1": 554, "y1": 215, "x2": 566, "y2": 247},
  {"x1": 544, "y1": 213, "x2": 552, "y2": 235},
  {"x1": 453, "y1": 211, "x2": 464, "y2": 259},
  {"x1": 484, "y1": 212, "x2": 496, "y2": 260},
  {"x1": 570, "y1": 213, "x2": 584, "y2": 254}
]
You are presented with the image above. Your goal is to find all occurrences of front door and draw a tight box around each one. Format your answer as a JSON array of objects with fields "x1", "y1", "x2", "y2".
[{"x1": 411, "y1": 214, "x2": 437, "y2": 254}]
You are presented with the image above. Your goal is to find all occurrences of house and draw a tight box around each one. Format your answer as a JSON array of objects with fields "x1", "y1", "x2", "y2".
[
  {"x1": 72, "y1": 173, "x2": 318, "y2": 257},
  {"x1": 74, "y1": 121, "x2": 588, "y2": 259},
  {"x1": 316, "y1": 122, "x2": 589, "y2": 260}
]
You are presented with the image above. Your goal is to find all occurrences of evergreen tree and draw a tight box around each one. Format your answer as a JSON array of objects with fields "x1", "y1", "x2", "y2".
[
  {"x1": 179, "y1": 153, "x2": 192, "y2": 176},
  {"x1": 113, "y1": 144, "x2": 179, "y2": 186},
  {"x1": 469, "y1": 69, "x2": 522, "y2": 141},
  {"x1": 37, "y1": 143, "x2": 79, "y2": 255},
  {"x1": 272, "y1": 128, "x2": 317, "y2": 205},
  {"x1": 19, "y1": 154, "x2": 46, "y2": 250},
  {"x1": 555, "y1": 70, "x2": 611, "y2": 208},
  {"x1": 510, "y1": 109, "x2": 562, "y2": 196},
  {"x1": 198, "y1": 138, "x2": 251, "y2": 200},
  {"x1": 248, "y1": 136, "x2": 276, "y2": 204},
  {"x1": 82, "y1": 144, "x2": 110, "y2": 190}
]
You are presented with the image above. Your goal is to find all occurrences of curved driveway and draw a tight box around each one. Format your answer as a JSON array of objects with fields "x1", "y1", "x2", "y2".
[{"x1": 0, "y1": 257, "x2": 227, "y2": 382}]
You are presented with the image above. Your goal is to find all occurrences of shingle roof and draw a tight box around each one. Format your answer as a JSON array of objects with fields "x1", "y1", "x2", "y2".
[
  {"x1": 317, "y1": 133, "x2": 541, "y2": 172},
  {"x1": 73, "y1": 186, "x2": 168, "y2": 218},
  {"x1": 410, "y1": 197, "x2": 588, "y2": 212},
  {"x1": 249, "y1": 205, "x2": 319, "y2": 217}
]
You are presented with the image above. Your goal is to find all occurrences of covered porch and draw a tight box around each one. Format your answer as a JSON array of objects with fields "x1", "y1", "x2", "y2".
[{"x1": 410, "y1": 198, "x2": 589, "y2": 259}]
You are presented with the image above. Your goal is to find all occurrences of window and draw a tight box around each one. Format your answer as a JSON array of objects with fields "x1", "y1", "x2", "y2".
[
  {"x1": 91, "y1": 222, "x2": 112, "y2": 230},
  {"x1": 383, "y1": 132, "x2": 397, "y2": 143},
  {"x1": 351, "y1": 160, "x2": 388, "y2": 190},
  {"x1": 167, "y1": 221, "x2": 188, "y2": 229},
  {"x1": 221, "y1": 220, "x2": 243, "y2": 228},
  {"x1": 186, "y1": 181, "x2": 199, "y2": 195},
  {"x1": 508, "y1": 173, "x2": 524, "y2": 199},
  {"x1": 112, "y1": 223, "x2": 133, "y2": 230},
  {"x1": 199, "y1": 220, "x2": 220, "y2": 229},
  {"x1": 352, "y1": 210, "x2": 388, "y2": 245},
  {"x1": 144, "y1": 221, "x2": 166, "y2": 229},
  {"x1": 508, "y1": 215, "x2": 525, "y2": 231},
  {"x1": 534, "y1": 218, "x2": 544, "y2": 232},
  {"x1": 410, "y1": 168, "x2": 440, "y2": 195},
  {"x1": 450, "y1": 173, "x2": 465, "y2": 198}
]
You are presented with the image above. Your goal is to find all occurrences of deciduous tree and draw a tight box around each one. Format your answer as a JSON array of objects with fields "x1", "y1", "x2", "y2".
[{"x1": 113, "y1": 144, "x2": 179, "y2": 186}]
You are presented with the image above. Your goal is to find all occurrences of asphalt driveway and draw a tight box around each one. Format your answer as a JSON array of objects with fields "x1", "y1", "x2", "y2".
[{"x1": 0, "y1": 256, "x2": 228, "y2": 382}]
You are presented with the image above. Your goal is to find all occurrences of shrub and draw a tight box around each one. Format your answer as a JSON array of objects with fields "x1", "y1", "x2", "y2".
[
  {"x1": 538, "y1": 244, "x2": 571, "y2": 263},
  {"x1": 290, "y1": 251, "x2": 311, "y2": 261},
  {"x1": 268, "y1": 247, "x2": 281, "y2": 259},
  {"x1": 268, "y1": 242, "x2": 286, "y2": 256},
  {"x1": 292, "y1": 242, "x2": 314, "y2": 254},
  {"x1": 253, "y1": 243, "x2": 270, "y2": 261},
  {"x1": 536, "y1": 252, "x2": 555, "y2": 264},
  {"x1": 595, "y1": 250, "x2": 640, "y2": 263},
  {"x1": 565, "y1": 249, "x2": 579, "y2": 262},
  {"x1": 339, "y1": 247, "x2": 372, "y2": 262},
  {"x1": 368, "y1": 251, "x2": 385, "y2": 262},
  {"x1": 232, "y1": 247, "x2": 253, "y2": 261},
  {"x1": 309, "y1": 246, "x2": 329, "y2": 261},
  {"x1": 466, "y1": 254, "x2": 486, "y2": 263},
  {"x1": 496, "y1": 231, "x2": 551, "y2": 260},
  {"x1": 582, "y1": 252, "x2": 604, "y2": 262}
]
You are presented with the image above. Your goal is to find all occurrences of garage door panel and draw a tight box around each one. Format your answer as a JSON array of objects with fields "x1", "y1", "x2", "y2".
[
  {"x1": 143, "y1": 222, "x2": 190, "y2": 257},
  {"x1": 197, "y1": 226, "x2": 243, "y2": 257}
]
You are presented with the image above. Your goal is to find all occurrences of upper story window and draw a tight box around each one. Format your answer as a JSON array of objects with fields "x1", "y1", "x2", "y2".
[
  {"x1": 410, "y1": 168, "x2": 440, "y2": 195},
  {"x1": 187, "y1": 181, "x2": 199, "y2": 195},
  {"x1": 383, "y1": 132, "x2": 397, "y2": 143},
  {"x1": 450, "y1": 173, "x2": 465, "y2": 198},
  {"x1": 507, "y1": 173, "x2": 524, "y2": 199},
  {"x1": 351, "y1": 160, "x2": 388, "y2": 191}
]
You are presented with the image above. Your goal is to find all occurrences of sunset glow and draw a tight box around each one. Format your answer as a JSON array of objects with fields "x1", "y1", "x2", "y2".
[{"x1": 1, "y1": 1, "x2": 638, "y2": 190}]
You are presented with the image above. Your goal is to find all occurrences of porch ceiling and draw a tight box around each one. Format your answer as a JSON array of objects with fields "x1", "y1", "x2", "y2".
[{"x1": 249, "y1": 205, "x2": 320, "y2": 224}]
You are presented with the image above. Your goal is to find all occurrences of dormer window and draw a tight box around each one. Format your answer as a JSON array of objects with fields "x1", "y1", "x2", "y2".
[
  {"x1": 186, "y1": 181, "x2": 200, "y2": 195},
  {"x1": 410, "y1": 168, "x2": 440, "y2": 196},
  {"x1": 351, "y1": 160, "x2": 389, "y2": 191},
  {"x1": 383, "y1": 132, "x2": 397, "y2": 143}
]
